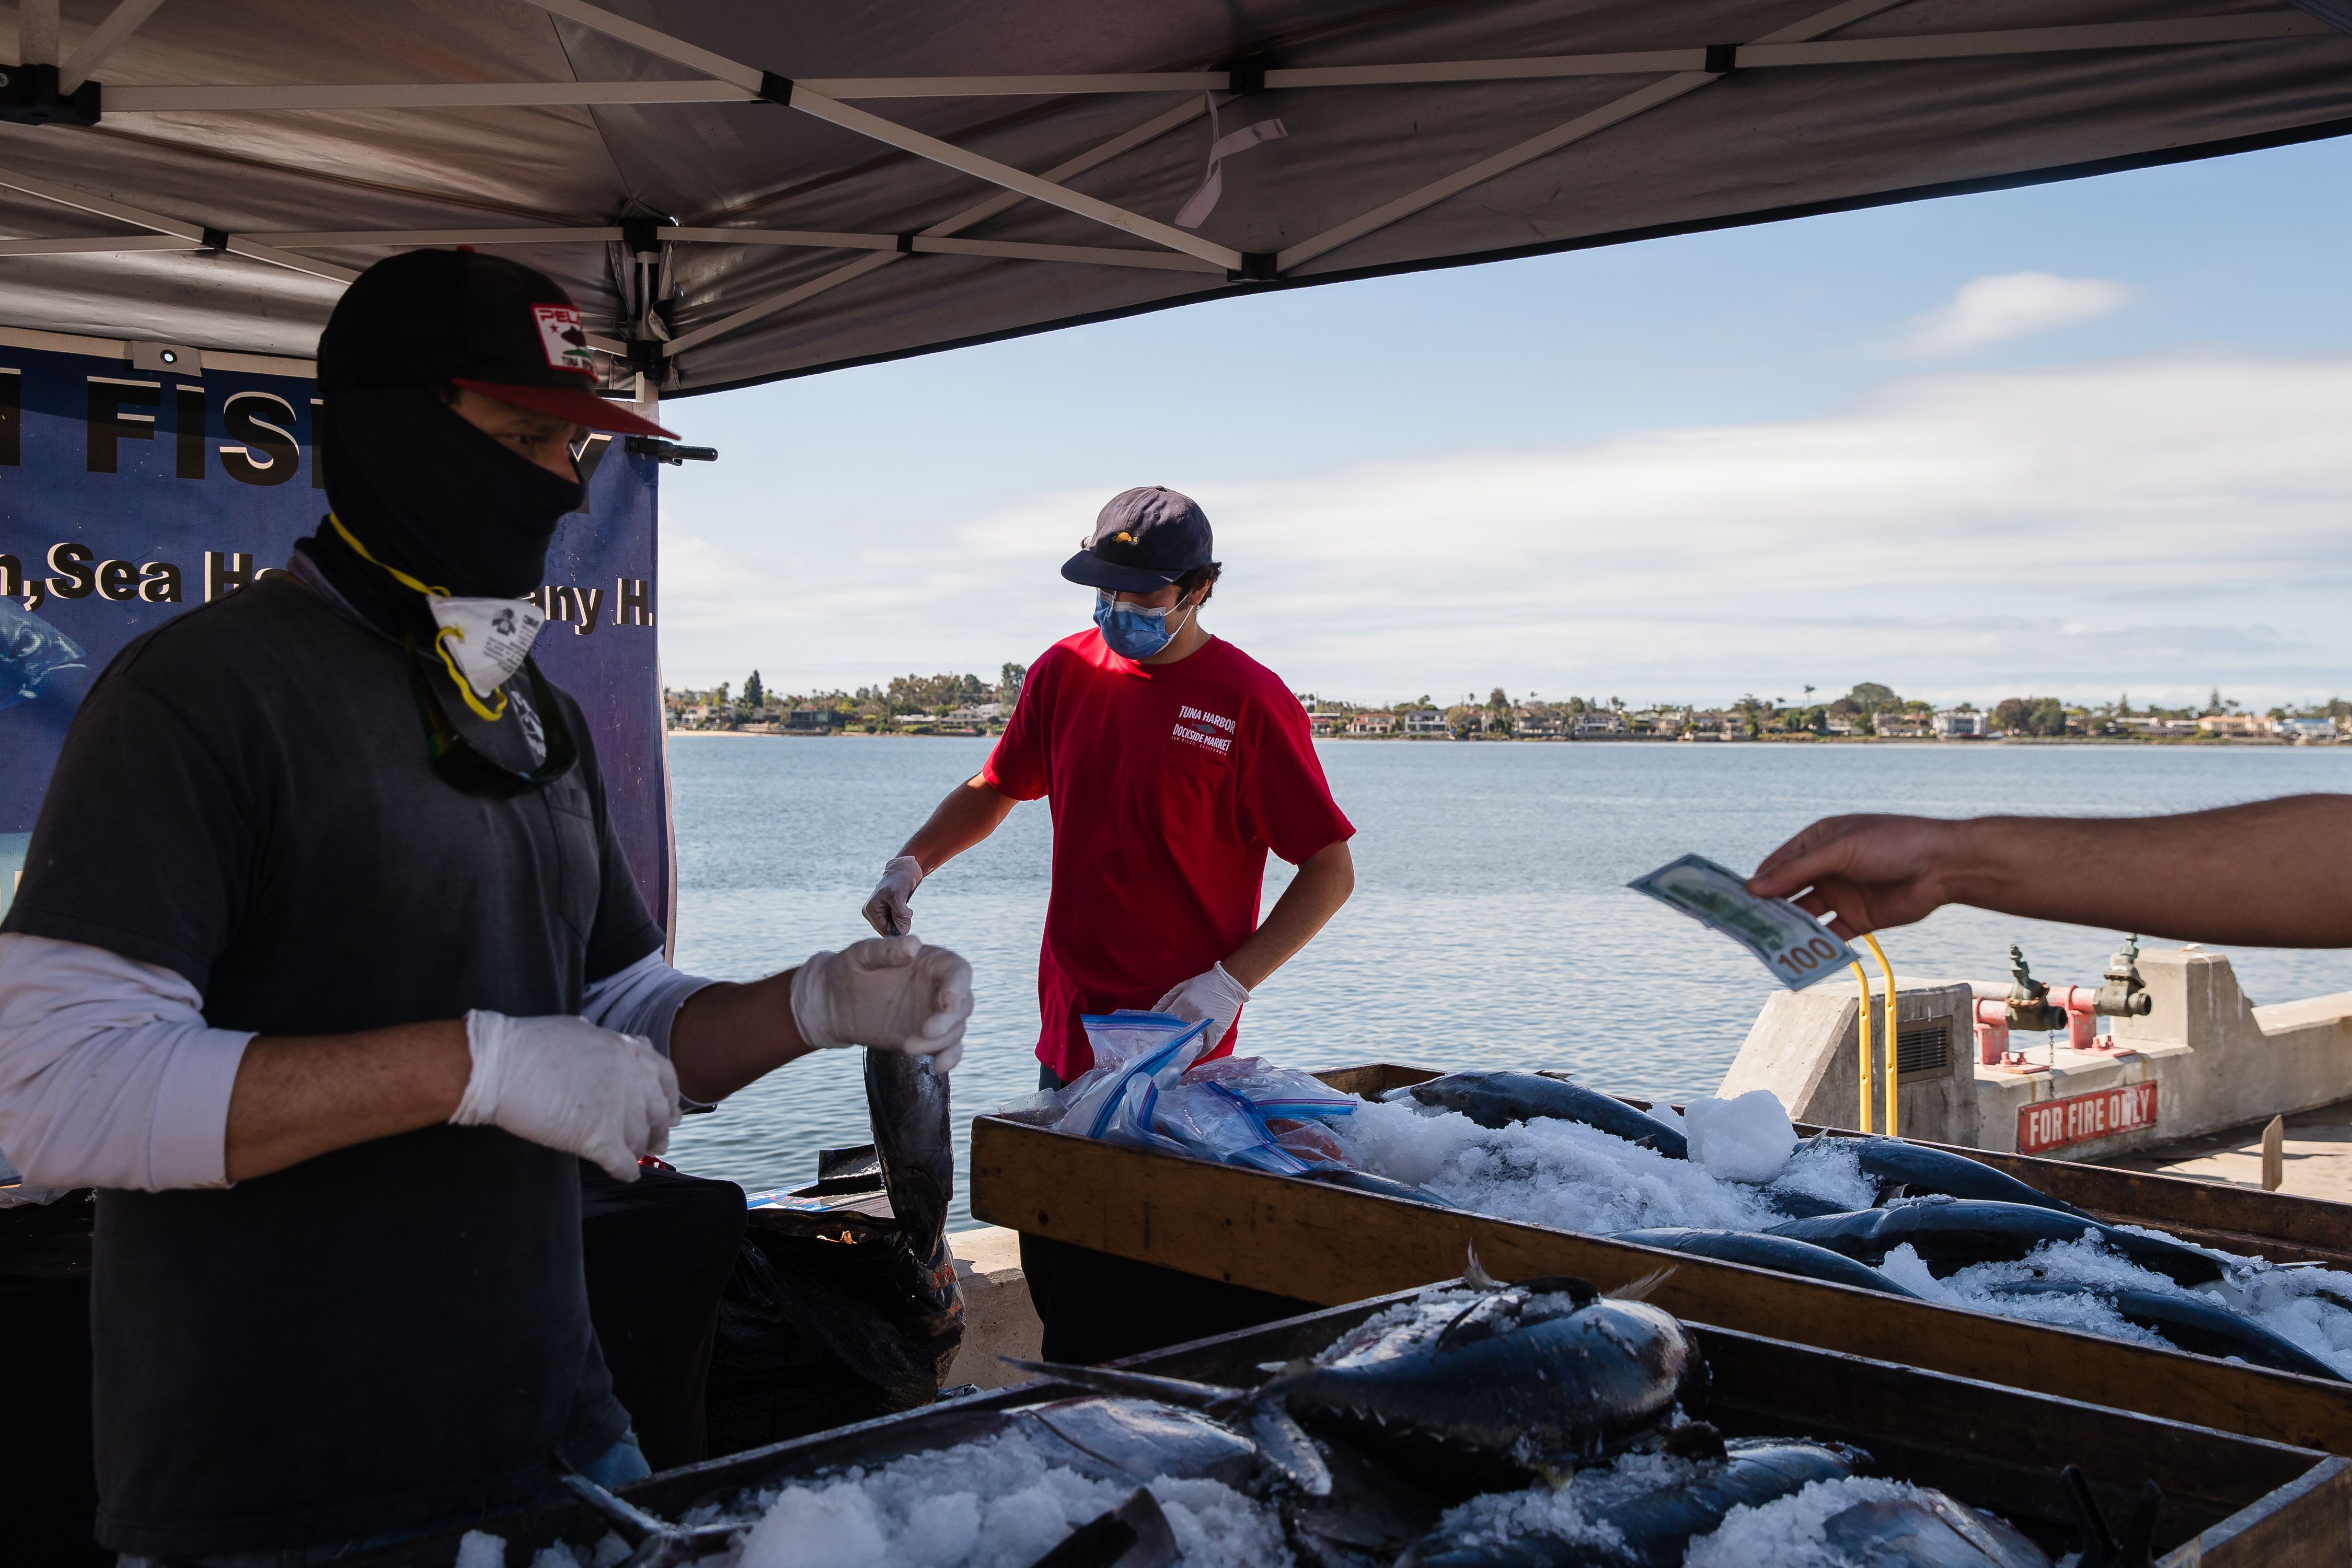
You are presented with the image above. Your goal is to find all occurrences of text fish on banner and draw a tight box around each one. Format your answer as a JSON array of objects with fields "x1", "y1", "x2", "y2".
[{"x1": 0, "y1": 328, "x2": 673, "y2": 935}]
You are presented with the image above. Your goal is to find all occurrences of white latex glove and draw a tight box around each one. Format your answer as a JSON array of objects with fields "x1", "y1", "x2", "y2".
[
  {"x1": 792, "y1": 935, "x2": 974, "y2": 1074},
  {"x1": 862, "y1": 855, "x2": 926, "y2": 936},
  {"x1": 452, "y1": 1011, "x2": 681, "y2": 1183},
  {"x1": 1153, "y1": 961, "x2": 1251, "y2": 1052}
]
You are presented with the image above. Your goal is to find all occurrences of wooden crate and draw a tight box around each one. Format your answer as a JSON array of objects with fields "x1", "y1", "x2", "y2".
[
  {"x1": 970, "y1": 1112, "x2": 2352, "y2": 1456},
  {"x1": 1318, "y1": 1063, "x2": 2352, "y2": 1267},
  {"x1": 358, "y1": 1286, "x2": 2347, "y2": 1567}
]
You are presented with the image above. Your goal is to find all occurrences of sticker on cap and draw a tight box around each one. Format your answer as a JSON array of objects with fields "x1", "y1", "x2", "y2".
[{"x1": 531, "y1": 304, "x2": 594, "y2": 375}]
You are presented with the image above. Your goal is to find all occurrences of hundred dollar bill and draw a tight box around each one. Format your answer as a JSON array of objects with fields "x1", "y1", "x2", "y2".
[{"x1": 1627, "y1": 852, "x2": 1858, "y2": 989}]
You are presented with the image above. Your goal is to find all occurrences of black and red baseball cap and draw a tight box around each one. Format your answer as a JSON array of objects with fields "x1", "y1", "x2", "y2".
[{"x1": 317, "y1": 249, "x2": 676, "y2": 438}]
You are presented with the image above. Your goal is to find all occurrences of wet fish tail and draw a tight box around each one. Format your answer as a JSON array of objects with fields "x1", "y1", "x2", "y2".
[
  {"x1": 1606, "y1": 1266, "x2": 1676, "y2": 1302},
  {"x1": 1463, "y1": 1243, "x2": 1502, "y2": 1290},
  {"x1": 998, "y1": 1356, "x2": 1250, "y2": 1413},
  {"x1": 1030, "y1": 1486, "x2": 1179, "y2": 1568},
  {"x1": 1244, "y1": 1403, "x2": 1335, "y2": 1496}
]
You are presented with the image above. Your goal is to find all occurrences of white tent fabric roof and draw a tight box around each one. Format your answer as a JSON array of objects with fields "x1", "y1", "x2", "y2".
[{"x1": 3, "y1": 0, "x2": 2349, "y2": 395}]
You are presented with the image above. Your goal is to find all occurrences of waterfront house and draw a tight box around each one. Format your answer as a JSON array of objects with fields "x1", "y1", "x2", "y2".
[
  {"x1": 1514, "y1": 712, "x2": 1565, "y2": 738},
  {"x1": 1307, "y1": 710, "x2": 1352, "y2": 736},
  {"x1": 2196, "y1": 714, "x2": 2275, "y2": 739},
  {"x1": 1571, "y1": 710, "x2": 1626, "y2": 739},
  {"x1": 1349, "y1": 711, "x2": 1397, "y2": 736},
  {"x1": 1402, "y1": 710, "x2": 1448, "y2": 737},
  {"x1": 2114, "y1": 716, "x2": 2200, "y2": 737},
  {"x1": 2278, "y1": 717, "x2": 2339, "y2": 743},
  {"x1": 786, "y1": 708, "x2": 839, "y2": 733},
  {"x1": 1934, "y1": 710, "x2": 1986, "y2": 739}
]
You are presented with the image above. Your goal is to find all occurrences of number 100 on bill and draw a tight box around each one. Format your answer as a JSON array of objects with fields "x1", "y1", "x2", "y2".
[{"x1": 1626, "y1": 853, "x2": 1860, "y2": 990}]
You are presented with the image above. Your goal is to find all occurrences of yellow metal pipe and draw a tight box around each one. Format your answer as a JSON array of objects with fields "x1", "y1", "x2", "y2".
[
  {"x1": 1848, "y1": 960, "x2": 1873, "y2": 1134},
  {"x1": 1862, "y1": 933, "x2": 1898, "y2": 1138}
]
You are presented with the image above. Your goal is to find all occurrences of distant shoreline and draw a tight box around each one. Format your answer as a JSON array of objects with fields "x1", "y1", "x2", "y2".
[{"x1": 665, "y1": 729, "x2": 2330, "y2": 748}]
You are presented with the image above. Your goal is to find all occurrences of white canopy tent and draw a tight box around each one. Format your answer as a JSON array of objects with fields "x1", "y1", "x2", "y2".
[{"x1": 3, "y1": 0, "x2": 2349, "y2": 395}]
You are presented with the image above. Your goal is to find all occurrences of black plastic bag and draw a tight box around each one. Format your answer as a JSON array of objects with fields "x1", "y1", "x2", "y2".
[{"x1": 705, "y1": 1050, "x2": 964, "y2": 1452}]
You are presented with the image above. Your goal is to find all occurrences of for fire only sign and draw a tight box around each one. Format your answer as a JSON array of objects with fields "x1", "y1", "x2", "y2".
[{"x1": 2017, "y1": 1082, "x2": 2159, "y2": 1154}]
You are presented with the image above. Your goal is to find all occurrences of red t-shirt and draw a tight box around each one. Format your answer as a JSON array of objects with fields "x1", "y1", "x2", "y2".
[{"x1": 983, "y1": 629, "x2": 1355, "y2": 1079}]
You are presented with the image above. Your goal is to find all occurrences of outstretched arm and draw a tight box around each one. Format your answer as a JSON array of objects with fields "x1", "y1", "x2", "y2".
[
  {"x1": 898, "y1": 774, "x2": 1019, "y2": 871},
  {"x1": 863, "y1": 775, "x2": 1020, "y2": 936},
  {"x1": 1746, "y1": 794, "x2": 2352, "y2": 946}
]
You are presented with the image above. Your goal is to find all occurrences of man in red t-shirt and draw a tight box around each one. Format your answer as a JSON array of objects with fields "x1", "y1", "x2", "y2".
[{"x1": 862, "y1": 485, "x2": 1356, "y2": 1359}]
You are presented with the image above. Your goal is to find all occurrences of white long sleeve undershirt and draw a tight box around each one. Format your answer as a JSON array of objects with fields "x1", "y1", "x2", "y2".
[{"x1": 0, "y1": 932, "x2": 717, "y2": 1193}]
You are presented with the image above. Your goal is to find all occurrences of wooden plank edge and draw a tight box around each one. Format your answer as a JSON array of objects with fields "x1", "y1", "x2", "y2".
[
  {"x1": 971, "y1": 1116, "x2": 2352, "y2": 1455},
  {"x1": 1309, "y1": 1062, "x2": 2352, "y2": 1253},
  {"x1": 2172, "y1": 1454, "x2": 2352, "y2": 1567}
]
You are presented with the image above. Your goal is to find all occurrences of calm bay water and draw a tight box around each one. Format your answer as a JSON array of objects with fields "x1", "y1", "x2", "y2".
[{"x1": 662, "y1": 736, "x2": 2352, "y2": 1227}]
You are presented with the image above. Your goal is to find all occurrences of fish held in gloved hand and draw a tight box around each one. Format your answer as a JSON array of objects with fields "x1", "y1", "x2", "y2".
[{"x1": 791, "y1": 933, "x2": 974, "y2": 1073}]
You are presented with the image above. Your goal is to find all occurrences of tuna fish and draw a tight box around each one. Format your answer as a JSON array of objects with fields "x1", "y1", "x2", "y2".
[
  {"x1": 1990, "y1": 1279, "x2": 2347, "y2": 1381},
  {"x1": 1397, "y1": 1437, "x2": 1860, "y2": 1566},
  {"x1": 1009, "y1": 1257, "x2": 1704, "y2": 1491},
  {"x1": 1762, "y1": 1186, "x2": 1865, "y2": 1220},
  {"x1": 1766, "y1": 1200, "x2": 2227, "y2": 1287},
  {"x1": 1261, "y1": 1265, "x2": 1703, "y2": 1477},
  {"x1": 1304, "y1": 1167, "x2": 1460, "y2": 1207},
  {"x1": 1030, "y1": 1486, "x2": 1179, "y2": 1568},
  {"x1": 1397, "y1": 1071, "x2": 1689, "y2": 1158},
  {"x1": 1819, "y1": 1490, "x2": 2052, "y2": 1567},
  {"x1": 1610, "y1": 1227, "x2": 1923, "y2": 1298},
  {"x1": 1842, "y1": 1136, "x2": 2090, "y2": 1217}
]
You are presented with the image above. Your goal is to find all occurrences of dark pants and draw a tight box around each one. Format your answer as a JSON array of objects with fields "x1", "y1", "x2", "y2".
[
  {"x1": 1019, "y1": 1065, "x2": 1315, "y2": 1366},
  {"x1": 579, "y1": 1160, "x2": 748, "y2": 1469}
]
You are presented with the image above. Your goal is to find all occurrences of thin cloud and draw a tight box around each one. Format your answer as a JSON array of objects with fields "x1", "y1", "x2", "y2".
[
  {"x1": 660, "y1": 352, "x2": 2352, "y2": 709},
  {"x1": 1894, "y1": 272, "x2": 2132, "y2": 358}
]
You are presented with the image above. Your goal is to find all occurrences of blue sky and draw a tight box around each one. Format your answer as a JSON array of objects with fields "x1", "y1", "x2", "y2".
[{"x1": 653, "y1": 133, "x2": 2352, "y2": 712}]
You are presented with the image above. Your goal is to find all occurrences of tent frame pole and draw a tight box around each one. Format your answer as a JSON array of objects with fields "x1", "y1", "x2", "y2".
[
  {"x1": 90, "y1": 13, "x2": 2334, "y2": 115},
  {"x1": 662, "y1": 95, "x2": 1212, "y2": 357},
  {"x1": 59, "y1": 0, "x2": 167, "y2": 93},
  {"x1": 1279, "y1": 0, "x2": 1916, "y2": 272}
]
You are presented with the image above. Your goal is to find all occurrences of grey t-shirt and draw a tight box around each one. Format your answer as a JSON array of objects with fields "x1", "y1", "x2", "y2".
[{"x1": 3, "y1": 575, "x2": 663, "y2": 1557}]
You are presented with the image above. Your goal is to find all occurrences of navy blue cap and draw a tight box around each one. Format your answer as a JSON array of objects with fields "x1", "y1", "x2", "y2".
[{"x1": 1061, "y1": 486, "x2": 1214, "y2": 593}]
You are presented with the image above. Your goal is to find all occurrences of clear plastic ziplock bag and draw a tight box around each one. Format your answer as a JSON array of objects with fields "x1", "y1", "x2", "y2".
[
  {"x1": 1151, "y1": 1080, "x2": 1315, "y2": 1175},
  {"x1": 1053, "y1": 1011, "x2": 1214, "y2": 1149},
  {"x1": 1183, "y1": 1057, "x2": 1359, "y2": 1123}
]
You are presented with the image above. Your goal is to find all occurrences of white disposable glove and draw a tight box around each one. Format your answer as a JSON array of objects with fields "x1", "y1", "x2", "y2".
[
  {"x1": 792, "y1": 935, "x2": 974, "y2": 1073},
  {"x1": 452, "y1": 1011, "x2": 682, "y2": 1183},
  {"x1": 862, "y1": 855, "x2": 926, "y2": 936},
  {"x1": 1154, "y1": 961, "x2": 1251, "y2": 1052}
]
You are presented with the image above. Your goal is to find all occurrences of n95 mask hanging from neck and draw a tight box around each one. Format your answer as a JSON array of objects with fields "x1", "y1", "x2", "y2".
[{"x1": 427, "y1": 595, "x2": 547, "y2": 699}]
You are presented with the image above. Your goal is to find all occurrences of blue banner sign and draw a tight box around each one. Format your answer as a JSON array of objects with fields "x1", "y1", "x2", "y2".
[{"x1": 0, "y1": 329, "x2": 671, "y2": 935}]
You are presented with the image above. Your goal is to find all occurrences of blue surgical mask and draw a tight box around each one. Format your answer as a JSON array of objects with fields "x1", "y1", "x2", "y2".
[{"x1": 1093, "y1": 589, "x2": 1195, "y2": 660}]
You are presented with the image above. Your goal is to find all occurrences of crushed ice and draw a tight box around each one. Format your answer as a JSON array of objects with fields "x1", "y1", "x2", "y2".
[
  {"x1": 1682, "y1": 1475, "x2": 1956, "y2": 1567},
  {"x1": 578, "y1": 1422, "x2": 1289, "y2": 1568},
  {"x1": 1331, "y1": 1087, "x2": 2352, "y2": 1378}
]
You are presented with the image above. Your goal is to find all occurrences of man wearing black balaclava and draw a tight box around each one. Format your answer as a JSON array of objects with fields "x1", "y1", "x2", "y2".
[{"x1": 0, "y1": 251, "x2": 976, "y2": 1563}]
